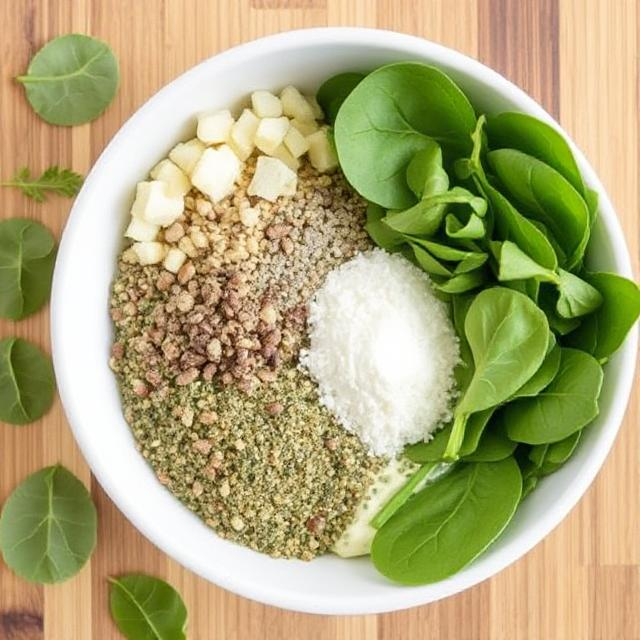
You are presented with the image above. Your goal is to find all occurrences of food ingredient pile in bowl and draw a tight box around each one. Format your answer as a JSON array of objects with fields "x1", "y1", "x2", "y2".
[
  {"x1": 109, "y1": 65, "x2": 640, "y2": 587},
  {"x1": 301, "y1": 249, "x2": 459, "y2": 456},
  {"x1": 109, "y1": 96, "x2": 389, "y2": 557}
]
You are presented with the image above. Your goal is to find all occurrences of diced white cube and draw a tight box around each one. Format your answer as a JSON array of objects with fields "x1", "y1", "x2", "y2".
[
  {"x1": 254, "y1": 117, "x2": 290, "y2": 155},
  {"x1": 247, "y1": 156, "x2": 297, "y2": 202},
  {"x1": 197, "y1": 109, "x2": 234, "y2": 145},
  {"x1": 251, "y1": 91, "x2": 283, "y2": 118},
  {"x1": 131, "y1": 181, "x2": 184, "y2": 227},
  {"x1": 191, "y1": 144, "x2": 242, "y2": 203},
  {"x1": 272, "y1": 145, "x2": 300, "y2": 171},
  {"x1": 306, "y1": 95, "x2": 323, "y2": 120},
  {"x1": 284, "y1": 125, "x2": 309, "y2": 158},
  {"x1": 307, "y1": 129, "x2": 338, "y2": 172},
  {"x1": 131, "y1": 241, "x2": 166, "y2": 265},
  {"x1": 163, "y1": 247, "x2": 187, "y2": 273},
  {"x1": 169, "y1": 138, "x2": 205, "y2": 176},
  {"x1": 150, "y1": 159, "x2": 191, "y2": 196},
  {"x1": 280, "y1": 86, "x2": 316, "y2": 121},
  {"x1": 229, "y1": 109, "x2": 259, "y2": 160},
  {"x1": 290, "y1": 117, "x2": 318, "y2": 136},
  {"x1": 125, "y1": 216, "x2": 160, "y2": 242}
]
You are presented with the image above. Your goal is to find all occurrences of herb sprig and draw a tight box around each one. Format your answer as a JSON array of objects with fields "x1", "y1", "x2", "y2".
[{"x1": 1, "y1": 166, "x2": 83, "y2": 202}]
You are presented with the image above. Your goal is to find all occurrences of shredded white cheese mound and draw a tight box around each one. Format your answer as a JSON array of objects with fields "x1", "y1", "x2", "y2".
[{"x1": 300, "y1": 249, "x2": 459, "y2": 456}]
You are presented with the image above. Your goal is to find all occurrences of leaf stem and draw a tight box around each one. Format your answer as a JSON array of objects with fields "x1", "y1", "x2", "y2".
[
  {"x1": 444, "y1": 413, "x2": 468, "y2": 461},
  {"x1": 370, "y1": 462, "x2": 437, "y2": 529}
]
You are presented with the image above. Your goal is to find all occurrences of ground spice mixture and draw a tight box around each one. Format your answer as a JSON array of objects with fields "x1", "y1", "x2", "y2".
[{"x1": 110, "y1": 159, "x2": 383, "y2": 558}]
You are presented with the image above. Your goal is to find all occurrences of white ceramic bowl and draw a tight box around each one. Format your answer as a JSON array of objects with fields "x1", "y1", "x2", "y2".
[{"x1": 51, "y1": 28, "x2": 637, "y2": 614}]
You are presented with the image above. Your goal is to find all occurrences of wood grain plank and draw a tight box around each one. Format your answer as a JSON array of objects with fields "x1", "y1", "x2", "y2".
[
  {"x1": 0, "y1": 1, "x2": 638, "y2": 638},
  {"x1": 559, "y1": 0, "x2": 640, "y2": 579},
  {"x1": 478, "y1": 0, "x2": 559, "y2": 116}
]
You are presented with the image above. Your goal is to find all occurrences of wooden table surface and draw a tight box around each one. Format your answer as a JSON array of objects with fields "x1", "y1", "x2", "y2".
[{"x1": 0, "y1": 1, "x2": 638, "y2": 638}]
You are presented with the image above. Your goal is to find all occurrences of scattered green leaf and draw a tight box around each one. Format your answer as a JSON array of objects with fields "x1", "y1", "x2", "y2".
[
  {"x1": 109, "y1": 574, "x2": 188, "y2": 640},
  {"x1": 0, "y1": 337, "x2": 55, "y2": 425},
  {"x1": 0, "y1": 465, "x2": 96, "y2": 583},
  {"x1": 16, "y1": 34, "x2": 119, "y2": 126},
  {"x1": 0, "y1": 218, "x2": 56, "y2": 320}
]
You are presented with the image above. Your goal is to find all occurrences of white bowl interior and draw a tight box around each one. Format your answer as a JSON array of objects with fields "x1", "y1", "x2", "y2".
[{"x1": 51, "y1": 28, "x2": 637, "y2": 614}]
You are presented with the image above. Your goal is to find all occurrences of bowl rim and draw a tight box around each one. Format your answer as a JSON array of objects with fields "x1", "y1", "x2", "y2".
[{"x1": 51, "y1": 26, "x2": 638, "y2": 615}]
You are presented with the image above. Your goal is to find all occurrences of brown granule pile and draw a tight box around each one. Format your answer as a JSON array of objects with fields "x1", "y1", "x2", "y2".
[
  {"x1": 110, "y1": 159, "x2": 382, "y2": 559},
  {"x1": 113, "y1": 158, "x2": 370, "y2": 393}
]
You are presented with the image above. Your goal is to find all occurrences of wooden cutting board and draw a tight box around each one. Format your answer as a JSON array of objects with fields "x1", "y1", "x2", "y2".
[{"x1": 0, "y1": 1, "x2": 638, "y2": 638}]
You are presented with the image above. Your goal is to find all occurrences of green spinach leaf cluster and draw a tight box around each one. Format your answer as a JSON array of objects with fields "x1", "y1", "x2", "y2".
[{"x1": 320, "y1": 62, "x2": 640, "y2": 585}]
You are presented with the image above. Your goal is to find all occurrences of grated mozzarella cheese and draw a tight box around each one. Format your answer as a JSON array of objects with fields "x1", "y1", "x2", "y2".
[{"x1": 300, "y1": 249, "x2": 459, "y2": 456}]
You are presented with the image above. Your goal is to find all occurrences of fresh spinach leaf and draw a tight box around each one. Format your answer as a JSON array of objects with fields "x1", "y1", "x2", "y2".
[
  {"x1": 479, "y1": 179, "x2": 558, "y2": 269},
  {"x1": 565, "y1": 272, "x2": 640, "y2": 360},
  {"x1": 452, "y1": 294, "x2": 475, "y2": 390},
  {"x1": 405, "y1": 142, "x2": 449, "y2": 199},
  {"x1": 485, "y1": 112, "x2": 585, "y2": 196},
  {"x1": 2, "y1": 166, "x2": 83, "y2": 202},
  {"x1": 538, "y1": 284, "x2": 582, "y2": 335},
  {"x1": 0, "y1": 337, "x2": 55, "y2": 425},
  {"x1": 384, "y1": 199, "x2": 446, "y2": 236},
  {"x1": 496, "y1": 240, "x2": 559, "y2": 284},
  {"x1": 16, "y1": 34, "x2": 119, "y2": 126},
  {"x1": 385, "y1": 187, "x2": 484, "y2": 236},
  {"x1": 410, "y1": 243, "x2": 452, "y2": 277},
  {"x1": 510, "y1": 343, "x2": 561, "y2": 400},
  {"x1": 445, "y1": 288, "x2": 549, "y2": 459},
  {"x1": 488, "y1": 149, "x2": 590, "y2": 269},
  {"x1": 334, "y1": 62, "x2": 476, "y2": 208},
  {"x1": 411, "y1": 237, "x2": 484, "y2": 263},
  {"x1": 406, "y1": 410, "x2": 493, "y2": 463},
  {"x1": 316, "y1": 72, "x2": 365, "y2": 123},
  {"x1": 371, "y1": 458, "x2": 521, "y2": 584},
  {"x1": 457, "y1": 287, "x2": 549, "y2": 413},
  {"x1": 529, "y1": 431, "x2": 581, "y2": 476},
  {"x1": 455, "y1": 252, "x2": 489, "y2": 274},
  {"x1": 457, "y1": 408, "x2": 495, "y2": 457},
  {"x1": 405, "y1": 425, "x2": 452, "y2": 463},
  {"x1": 585, "y1": 187, "x2": 599, "y2": 226},
  {"x1": 0, "y1": 219, "x2": 56, "y2": 320},
  {"x1": 445, "y1": 212, "x2": 484, "y2": 239},
  {"x1": 506, "y1": 348, "x2": 603, "y2": 444},
  {"x1": 434, "y1": 269, "x2": 487, "y2": 294},
  {"x1": 556, "y1": 269, "x2": 603, "y2": 318},
  {"x1": 0, "y1": 465, "x2": 96, "y2": 583},
  {"x1": 462, "y1": 415, "x2": 516, "y2": 462},
  {"x1": 109, "y1": 574, "x2": 187, "y2": 640},
  {"x1": 521, "y1": 473, "x2": 538, "y2": 499},
  {"x1": 370, "y1": 462, "x2": 439, "y2": 529},
  {"x1": 364, "y1": 203, "x2": 404, "y2": 250}
]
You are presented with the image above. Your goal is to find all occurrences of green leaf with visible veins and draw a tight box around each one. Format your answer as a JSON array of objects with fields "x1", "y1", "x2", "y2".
[
  {"x1": 0, "y1": 218, "x2": 56, "y2": 320},
  {"x1": 0, "y1": 337, "x2": 55, "y2": 425},
  {"x1": 16, "y1": 34, "x2": 119, "y2": 126},
  {"x1": 110, "y1": 574, "x2": 188, "y2": 640},
  {"x1": 0, "y1": 465, "x2": 96, "y2": 583}
]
